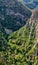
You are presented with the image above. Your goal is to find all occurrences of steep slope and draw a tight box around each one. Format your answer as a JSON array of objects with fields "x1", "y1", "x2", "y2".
[
  {"x1": 0, "y1": 0, "x2": 31, "y2": 34},
  {"x1": 0, "y1": 0, "x2": 38, "y2": 65},
  {"x1": 7, "y1": 8, "x2": 38, "y2": 65},
  {"x1": 0, "y1": 8, "x2": 38, "y2": 65}
]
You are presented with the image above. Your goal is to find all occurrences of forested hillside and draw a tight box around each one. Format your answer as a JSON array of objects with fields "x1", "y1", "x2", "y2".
[
  {"x1": 0, "y1": 8, "x2": 38, "y2": 65},
  {"x1": 0, "y1": 0, "x2": 38, "y2": 65}
]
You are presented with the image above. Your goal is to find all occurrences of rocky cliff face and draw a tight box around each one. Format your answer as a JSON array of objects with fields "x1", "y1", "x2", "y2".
[
  {"x1": 29, "y1": 8, "x2": 38, "y2": 37},
  {"x1": 29, "y1": 8, "x2": 38, "y2": 55}
]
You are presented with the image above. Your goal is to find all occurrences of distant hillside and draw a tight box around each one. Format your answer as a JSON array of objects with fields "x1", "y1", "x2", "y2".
[
  {"x1": 19, "y1": 0, "x2": 38, "y2": 9},
  {"x1": 25, "y1": 0, "x2": 38, "y2": 9},
  {"x1": 0, "y1": 0, "x2": 31, "y2": 34}
]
